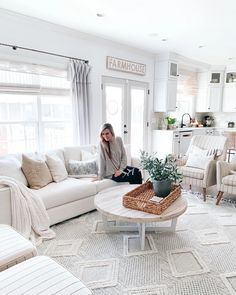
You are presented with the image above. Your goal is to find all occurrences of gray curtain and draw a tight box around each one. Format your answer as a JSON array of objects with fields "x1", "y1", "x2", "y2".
[{"x1": 68, "y1": 60, "x2": 91, "y2": 145}]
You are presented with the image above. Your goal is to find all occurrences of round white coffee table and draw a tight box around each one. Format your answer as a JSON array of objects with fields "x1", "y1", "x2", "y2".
[{"x1": 94, "y1": 184, "x2": 187, "y2": 250}]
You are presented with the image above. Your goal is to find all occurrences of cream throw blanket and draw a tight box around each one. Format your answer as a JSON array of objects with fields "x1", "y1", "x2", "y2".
[{"x1": 0, "y1": 176, "x2": 56, "y2": 245}]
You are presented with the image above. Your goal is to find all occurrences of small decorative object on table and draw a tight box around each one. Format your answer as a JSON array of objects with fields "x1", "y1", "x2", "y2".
[
  {"x1": 140, "y1": 151, "x2": 182, "y2": 197},
  {"x1": 123, "y1": 181, "x2": 181, "y2": 214}
]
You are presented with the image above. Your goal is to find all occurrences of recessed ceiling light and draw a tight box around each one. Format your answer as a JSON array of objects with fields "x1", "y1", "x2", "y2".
[
  {"x1": 198, "y1": 45, "x2": 205, "y2": 48},
  {"x1": 161, "y1": 38, "x2": 168, "y2": 42},
  {"x1": 96, "y1": 13, "x2": 105, "y2": 17},
  {"x1": 149, "y1": 33, "x2": 159, "y2": 37}
]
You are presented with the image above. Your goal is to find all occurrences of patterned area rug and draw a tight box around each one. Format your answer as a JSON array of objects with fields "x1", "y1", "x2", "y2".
[{"x1": 37, "y1": 191, "x2": 236, "y2": 295}]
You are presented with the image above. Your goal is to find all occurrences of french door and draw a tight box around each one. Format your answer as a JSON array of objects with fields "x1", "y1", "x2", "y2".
[{"x1": 102, "y1": 76, "x2": 149, "y2": 156}]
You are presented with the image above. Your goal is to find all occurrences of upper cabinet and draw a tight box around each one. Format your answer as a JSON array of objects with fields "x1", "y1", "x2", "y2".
[
  {"x1": 196, "y1": 70, "x2": 224, "y2": 112},
  {"x1": 154, "y1": 59, "x2": 178, "y2": 112},
  {"x1": 169, "y1": 62, "x2": 178, "y2": 78},
  {"x1": 222, "y1": 71, "x2": 236, "y2": 112},
  {"x1": 225, "y1": 72, "x2": 236, "y2": 83}
]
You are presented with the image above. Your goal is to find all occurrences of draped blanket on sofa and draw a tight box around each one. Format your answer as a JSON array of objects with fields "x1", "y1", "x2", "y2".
[{"x1": 0, "y1": 176, "x2": 55, "y2": 245}]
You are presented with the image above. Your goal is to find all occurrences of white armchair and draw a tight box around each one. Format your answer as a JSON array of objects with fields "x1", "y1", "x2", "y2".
[
  {"x1": 216, "y1": 160, "x2": 236, "y2": 205},
  {"x1": 178, "y1": 135, "x2": 228, "y2": 201}
]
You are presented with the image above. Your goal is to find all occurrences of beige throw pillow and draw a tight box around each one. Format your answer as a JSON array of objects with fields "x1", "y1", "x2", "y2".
[
  {"x1": 21, "y1": 154, "x2": 53, "y2": 189},
  {"x1": 46, "y1": 154, "x2": 68, "y2": 183}
]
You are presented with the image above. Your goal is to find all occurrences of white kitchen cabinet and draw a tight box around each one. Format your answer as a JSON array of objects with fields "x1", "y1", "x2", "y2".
[
  {"x1": 154, "y1": 79, "x2": 177, "y2": 112},
  {"x1": 154, "y1": 58, "x2": 178, "y2": 112},
  {"x1": 222, "y1": 85, "x2": 236, "y2": 111},
  {"x1": 222, "y1": 70, "x2": 236, "y2": 112},
  {"x1": 207, "y1": 85, "x2": 223, "y2": 111},
  {"x1": 196, "y1": 86, "x2": 208, "y2": 112},
  {"x1": 196, "y1": 71, "x2": 223, "y2": 112}
]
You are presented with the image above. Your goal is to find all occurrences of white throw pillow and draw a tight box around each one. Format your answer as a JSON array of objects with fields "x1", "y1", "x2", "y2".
[
  {"x1": 46, "y1": 154, "x2": 68, "y2": 183},
  {"x1": 81, "y1": 149, "x2": 97, "y2": 161},
  {"x1": 186, "y1": 145, "x2": 214, "y2": 169},
  {"x1": 68, "y1": 159, "x2": 98, "y2": 178},
  {"x1": 0, "y1": 157, "x2": 28, "y2": 186}
]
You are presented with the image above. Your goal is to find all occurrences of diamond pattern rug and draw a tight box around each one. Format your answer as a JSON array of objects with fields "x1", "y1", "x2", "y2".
[{"x1": 37, "y1": 191, "x2": 236, "y2": 295}]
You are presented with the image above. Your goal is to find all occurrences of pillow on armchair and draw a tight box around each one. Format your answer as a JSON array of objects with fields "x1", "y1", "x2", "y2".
[{"x1": 186, "y1": 145, "x2": 215, "y2": 170}]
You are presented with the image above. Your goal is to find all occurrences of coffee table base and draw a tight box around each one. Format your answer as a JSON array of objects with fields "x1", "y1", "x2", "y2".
[{"x1": 101, "y1": 215, "x2": 178, "y2": 250}]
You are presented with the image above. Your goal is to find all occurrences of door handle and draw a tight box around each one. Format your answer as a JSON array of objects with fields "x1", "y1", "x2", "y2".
[{"x1": 124, "y1": 130, "x2": 128, "y2": 134}]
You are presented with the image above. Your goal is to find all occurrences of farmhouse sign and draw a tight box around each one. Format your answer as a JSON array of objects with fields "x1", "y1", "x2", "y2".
[{"x1": 106, "y1": 56, "x2": 146, "y2": 76}]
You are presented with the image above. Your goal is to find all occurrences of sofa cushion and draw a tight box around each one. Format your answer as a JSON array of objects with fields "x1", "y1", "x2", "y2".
[
  {"x1": 32, "y1": 178, "x2": 97, "y2": 209},
  {"x1": 222, "y1": 174, "x2": 236, "y2": 186},
  {"x1": 46, "y1": 154, "x2": 68, "y2": 183},
  {"x1": 21, "y1": 154, "x2": 53, "y2": 189},
  {"x1": 0, "y1": 158, "x2": 28, "y2": 186},
  {"x1": 94, "y1": 178, "x2": 123, "y2": 192},
  {"x1": 179, "y1": 166, "x2": 204, "y2": 180}
]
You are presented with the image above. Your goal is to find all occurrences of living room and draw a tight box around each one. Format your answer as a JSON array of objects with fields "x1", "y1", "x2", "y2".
[{"x1": 0, "y1": 1, "x2": 236, "y2": 294}]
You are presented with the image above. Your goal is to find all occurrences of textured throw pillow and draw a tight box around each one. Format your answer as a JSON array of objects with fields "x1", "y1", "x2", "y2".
[
  {"x1": 68, "y1": 159, "x2": 98, "y2": 178},
  {"x1": 21, "y1": 154, "x2": 53, "y2": 189},
  {"x1": 186, "y1": 145, "x2": 214, "y2": 169},
  {"x1": 46, "y1": 154, "x2": 68, "y2": 183}
]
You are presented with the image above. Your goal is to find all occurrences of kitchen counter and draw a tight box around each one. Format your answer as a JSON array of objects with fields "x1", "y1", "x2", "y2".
[{"x1": 155, "y1": 127, "x2": 236, "y2": 132}]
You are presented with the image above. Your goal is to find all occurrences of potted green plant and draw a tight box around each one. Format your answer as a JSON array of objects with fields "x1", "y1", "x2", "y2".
[
  {"x1": 140, "y1": 151, "x2": 182, "y2": 197},
  {"x1": 165, "y1": 116, "x2": 176, "y2": 129}
]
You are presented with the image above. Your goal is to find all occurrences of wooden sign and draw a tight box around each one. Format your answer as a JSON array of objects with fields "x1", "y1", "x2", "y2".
[{"x1": 106, "y1": 56, "x2": 146, "y2": 76}]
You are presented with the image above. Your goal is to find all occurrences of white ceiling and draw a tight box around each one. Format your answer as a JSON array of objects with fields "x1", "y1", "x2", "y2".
[{"x1": 0, "y1": 0, "x2": 236, "y2": 66}]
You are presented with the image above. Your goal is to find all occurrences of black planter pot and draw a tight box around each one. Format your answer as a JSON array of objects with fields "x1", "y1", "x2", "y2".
[{"x1": 152, "y1": 179, "x2": 172, "y2": 198}]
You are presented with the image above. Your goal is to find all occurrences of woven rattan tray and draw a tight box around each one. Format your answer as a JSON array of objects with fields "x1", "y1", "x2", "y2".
[{"x1": 123, "y1": 181, "x2": 181, "y2": 215}]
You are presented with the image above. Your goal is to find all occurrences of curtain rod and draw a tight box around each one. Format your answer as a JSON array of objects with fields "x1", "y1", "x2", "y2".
[{"x1": 0, "y1": 42, "x2": 89, "y2": 63}]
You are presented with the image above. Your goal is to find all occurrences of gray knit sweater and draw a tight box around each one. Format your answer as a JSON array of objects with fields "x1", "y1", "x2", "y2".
[{"x1": 98, "y1": 136, "x2": 127, "y2": 180}]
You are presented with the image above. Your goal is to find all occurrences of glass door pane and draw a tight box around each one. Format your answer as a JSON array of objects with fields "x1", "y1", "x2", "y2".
[
  {"x1": 102, "y1": 77, "x2": 148, "y2": 157},
  {"x1": 104, "y1": 84, "x2": 124, "y2": 138},
  {"x1": 130, "y1": 86, "x2": 146, "y2": 156}
]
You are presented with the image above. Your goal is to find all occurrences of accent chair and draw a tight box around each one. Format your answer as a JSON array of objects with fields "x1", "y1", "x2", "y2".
[
  {"x1": 216, "y1": 160, "x2": 236, "y2": 205},
  {"x1": 178, "y1": 135, "x2": 228, "y2": 201}
]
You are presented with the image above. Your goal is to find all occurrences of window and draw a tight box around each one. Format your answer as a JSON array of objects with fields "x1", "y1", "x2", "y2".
[
  {"x1": 0, "y1": 60, "x2": 74, "y2": 156},
  {"x1": 169, "y1": 68, "x2": 197, "y2": 124}
]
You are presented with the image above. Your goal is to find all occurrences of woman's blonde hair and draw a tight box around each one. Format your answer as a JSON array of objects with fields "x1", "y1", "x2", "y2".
[
  {"x1": 99, "y1": 123, "x2": 115, "y2": 159},
  {"x1": 99, "y1": 123, "x2": 115, "y2": 141}
]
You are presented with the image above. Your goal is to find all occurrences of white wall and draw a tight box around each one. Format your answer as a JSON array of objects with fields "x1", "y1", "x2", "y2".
[{"x1": 0, "y1": 9, "x2": 155, "y2": 145}]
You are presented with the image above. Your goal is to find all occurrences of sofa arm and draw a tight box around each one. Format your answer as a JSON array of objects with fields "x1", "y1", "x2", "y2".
[{"x1": 0, "y1": 187, "x2": 12, "y2": 225}]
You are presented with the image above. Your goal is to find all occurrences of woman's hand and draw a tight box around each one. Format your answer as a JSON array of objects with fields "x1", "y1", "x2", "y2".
[{"x1": 114, "y1": 170, "x2": 122, "y2": 177}]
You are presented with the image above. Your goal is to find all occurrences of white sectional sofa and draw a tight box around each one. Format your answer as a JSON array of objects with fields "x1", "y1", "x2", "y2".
[{"x1": 0, "y1": 144, "x2": 136, "y2": 226}]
